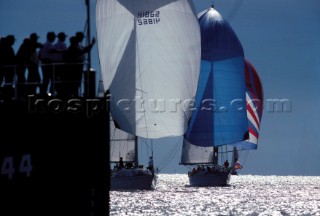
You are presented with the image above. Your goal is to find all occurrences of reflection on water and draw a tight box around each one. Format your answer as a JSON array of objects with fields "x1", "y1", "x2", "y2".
[{"x1": 110, "y1": 174, "x2": 320, "y2": 215}]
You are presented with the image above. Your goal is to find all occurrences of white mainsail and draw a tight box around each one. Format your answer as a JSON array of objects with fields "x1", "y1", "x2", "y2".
[{"x1": 96, "y1": 0, "x2": 201, "y2": 138}]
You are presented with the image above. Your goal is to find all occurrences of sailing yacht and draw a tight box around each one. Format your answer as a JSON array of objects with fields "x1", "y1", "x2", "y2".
[
  {"x1": 180, "y1": 5, "x2": 248, "y2": 187},
  {"x1": 109, "y1": 115, "x2": 155, "y2": 190},
  {"x1": 180, "y1": 58, "x2": 264, "y2": 185},
  {"x1": 96, "y1": 0, "x2": 201, "y2": 189}
]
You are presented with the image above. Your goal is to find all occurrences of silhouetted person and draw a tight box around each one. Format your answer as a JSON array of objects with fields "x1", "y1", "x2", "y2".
[
  {"x1": 75, "y1": 31, "x2": 96, "y2": 66},
  {"x1": 224, "y1": 160, "x2": 229, "y2": 168},
  {"x1": 75, "y1": 31, "x2": 96, "y2": 96},
  {"x1": 30, "y1": 33, "x2": 43, "y2": 48},
  {"x1": 2, "y1": 35, "x2": 16, "y2": 87},
  {"x1": 52, "y1": 32, "x2": 68, "y2": 97},
  {"x1": 75, "y1": 32, "x2": 85, "y2": 50},
  {"x1": 119, "y1": 157, "x2": 124, "y2": 169},
  {"x1": 0, "y1": 35, "x2": 16, "y2": 100},
  {"x1": 64, "y1": 35, "x2": 95, "y2": 97},
  {"x1": 0, "y1": 37, "x2": 6, "y2": 99},
  {"x1": 16, "y1": 38, "x2": 30, "y2": 98},
  {"x1": 28, "y1": 33, "x2": 42, "y2": 96},
  {"x1": 16, "y1": 34, "x2": 42, "y2": 99},
  {"x1": 39, "y1": 31, "x2": 56, "y2": 96},
  {"x1": 0, "y1": 37, "x2": 6, "y2": 87},
  {"x1": 148, "y1": 156, "x2": 154, "y2": 172}
]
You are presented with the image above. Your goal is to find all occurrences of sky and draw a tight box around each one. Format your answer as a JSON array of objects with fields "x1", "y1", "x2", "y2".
[{"x1": 1, "y1": 0, "x2": 320, "y2": 176}]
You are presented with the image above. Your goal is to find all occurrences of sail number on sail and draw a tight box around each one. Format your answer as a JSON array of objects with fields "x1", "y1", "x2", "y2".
[{"x1": 137, "y1": 11, "x2": 160, "y2": 25}]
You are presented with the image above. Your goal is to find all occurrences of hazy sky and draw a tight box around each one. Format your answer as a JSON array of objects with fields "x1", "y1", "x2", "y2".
[{"x1": 1, "y1": 0, "x2": 320, "y2": 176}]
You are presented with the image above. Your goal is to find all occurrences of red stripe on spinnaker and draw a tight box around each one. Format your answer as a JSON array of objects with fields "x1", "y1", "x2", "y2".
[
  {"x1": 249, "y1": 126, "x2": 258, "y2": 139},
  {"x1": 247, "y1": 102, "x2": 260, "y2": 129}
]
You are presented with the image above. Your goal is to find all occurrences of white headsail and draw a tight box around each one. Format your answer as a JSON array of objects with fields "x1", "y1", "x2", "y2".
[
  {"x1": 109, "y1": 115, "x2": 136, "y2": 163},
  {"x1": 96, "y1": 0, "x2": 201, "y2": 138}
]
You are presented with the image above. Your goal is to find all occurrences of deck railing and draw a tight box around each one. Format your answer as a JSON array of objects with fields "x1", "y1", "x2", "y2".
[{"x1": 0, "y1": 62, "x2": 96, "y2": 101}]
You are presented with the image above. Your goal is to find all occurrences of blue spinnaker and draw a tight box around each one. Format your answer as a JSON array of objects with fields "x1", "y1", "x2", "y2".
[{"x1": 185, "y1": 7, "x2": 248, "y2": 148}]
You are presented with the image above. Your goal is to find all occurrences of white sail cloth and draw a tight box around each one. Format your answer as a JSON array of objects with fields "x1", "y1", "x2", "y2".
[
  {"x1": 96, "y1": 0, "x2": 201, "y2": 138},
  {"x1": 109, "y1": 115, "x2": 136, "y2": 163}
]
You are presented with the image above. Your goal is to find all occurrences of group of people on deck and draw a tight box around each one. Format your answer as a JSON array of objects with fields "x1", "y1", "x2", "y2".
[
  {"x1": 113, "y1": 157, "x2": 133, "y2": 171},
  {"x1": 113, "y1": 156, "x2": 154, "y2": 172},
  {"x1": 188, "y1": 160, "x2": 230, "y2": 177},
  {"x1": 0, "y1": 31, "x2": 96, "y2": 100}
]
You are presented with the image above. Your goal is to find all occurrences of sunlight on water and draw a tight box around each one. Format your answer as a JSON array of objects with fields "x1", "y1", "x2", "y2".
[{"x1": 109, "y1": 174, "x2": 320, "y2": 215}]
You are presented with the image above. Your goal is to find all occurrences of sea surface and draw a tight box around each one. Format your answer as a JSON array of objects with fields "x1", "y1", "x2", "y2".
[{"x1": 109, "y1": 174, "x2": 320, "y2": 216}]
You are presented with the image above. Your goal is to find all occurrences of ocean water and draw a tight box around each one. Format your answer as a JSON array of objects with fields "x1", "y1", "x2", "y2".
[{"x1": 109, "y1": 174, "x2": 320, "y2": 215}]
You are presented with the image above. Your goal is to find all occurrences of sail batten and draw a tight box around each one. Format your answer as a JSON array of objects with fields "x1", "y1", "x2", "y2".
[{"x1": 96, "y1": 0, "x2": 201, "y2": 138}]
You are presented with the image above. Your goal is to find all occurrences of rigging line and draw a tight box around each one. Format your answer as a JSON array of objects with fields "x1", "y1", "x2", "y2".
[
  {"x1": 212, "y1": 61, "x2": 228, "y2": 156},
  {"x1": 138, "y1": 138, "x2": 147, "y2": 159},
  {"x1": 140, "y1": 137, "x2": 153, "y2": 152},
  {"x1": 157, "y1": 138, "x2": 181, "y2": 171},
  {"x1": 83, "y1": 21, "x2": 88, "y2": 35},
  {"x1": 157, "y1": 146, "x2": 173, "y2": 170},
  {"x1": 240, "y1": 149, "x2": 249, "y2": 166},
  {"x1": 146, "y1": 139, "x2": 153, "y2": 158},
  {"x1": 134, "y1": 17, "x2": 149, "y2": 138},
  {"x1": 225, "y1": 0, "x2": 244, "y2": 22},
  {"x1": 158, "y1": 143, "x2": 180, "y2": 172},
  {"x1": 140, "y1": 138, "x2": 153, "y2": 164},
  {"x1": 236, "y1": 149, "x2": 247, "y2": 170}
]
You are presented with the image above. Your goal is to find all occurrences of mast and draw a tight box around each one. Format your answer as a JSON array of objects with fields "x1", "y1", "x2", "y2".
[
  {"x1": 85, "y1": 0, "x2": 95, "y2": 97},
  {"x1": 213, "y1": 147, "x2": 218, "y2": 166},
  {"x1": 106, "y1": 90, "x2": 111, "y2": 165},
  {"x1": 85, "y1": 0, "x2": 91, "y2": 70},
  {"x1": 134, "y1": 136, "x2": 138, "y2": 168},
  {"x1": 211, "y1": 59, "x2": 218, "y2": 166},
  {"x1": 211, "y1": 0, "x2": 215, "y2": 8}
]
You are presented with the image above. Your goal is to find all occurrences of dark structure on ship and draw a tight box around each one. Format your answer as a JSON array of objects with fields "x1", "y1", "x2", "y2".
[{"x1": 0, "y1": 1, "x2": 109, "y2": 215}]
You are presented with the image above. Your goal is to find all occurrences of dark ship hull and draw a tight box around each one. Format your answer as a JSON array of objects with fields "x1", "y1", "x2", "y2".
[
  {"x1": 111, "y1": 173, "x2": 154, "y2": 190},
  {"x1": 188, "y1": 169, "x2": 231, "y2": 187},
  {"x1": 0, "y1": 97, "x2": 109, "y2": 215}
]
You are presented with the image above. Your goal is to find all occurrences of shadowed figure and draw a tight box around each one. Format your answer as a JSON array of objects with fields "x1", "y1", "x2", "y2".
[
  {"x1": 64, "y1": 33, "x2": 95, "y2": 97},
  {"x1": 15, "y1": 33, "x2": 42, "y2": 99},
  {"x1": 28, "y1": 33, "x2": 42, "y2": 95},
  {"x1": 39, "y1": 31, "x2": 56, "y2": 96},
  {"x1": 2, "y1": 35, "x2": 16, "y2": 86},
  {"x1": 0, "y1": 35, "x2": 16, "y2": 100},
  {"x1": 52, "y1": 32, "x2": 68, "y2": 97}
]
